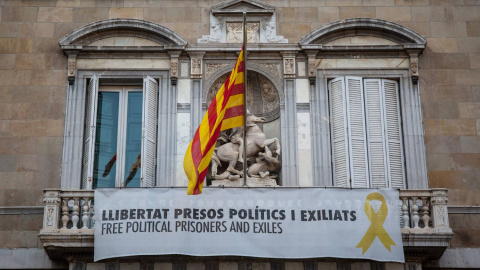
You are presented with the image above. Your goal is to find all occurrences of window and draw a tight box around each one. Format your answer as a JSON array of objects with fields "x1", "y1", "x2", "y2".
[
  {"x1": 329, "y1": 77, "x2": 405, "y2": 189},
  {"x1": 83, "y1": 76, "x2": 158, "y2": 189}
]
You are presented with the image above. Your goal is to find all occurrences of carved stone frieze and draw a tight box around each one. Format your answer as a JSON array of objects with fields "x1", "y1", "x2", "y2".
[
  {"x1": 256, "y1": 63, "x2": 281, "y2": 79},
  {"x1": 205, "y1": 63, "x2": 229, "y2": 79}
]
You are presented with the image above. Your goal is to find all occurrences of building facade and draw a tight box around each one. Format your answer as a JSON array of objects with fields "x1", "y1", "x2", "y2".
[{"x1": 0, "y1": 0, "x2": 479, "y2": 269}]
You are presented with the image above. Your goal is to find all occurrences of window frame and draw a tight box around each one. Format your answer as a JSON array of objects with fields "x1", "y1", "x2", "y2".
[
  {"x1": 60, "y1": 70, "x2": 169, "y2": 190},
  {"x1": 328, "y1": 76, "x2": 406, "y2": 189},
  {"x1": 313, "y1": 69, "x2": 428, "y2": 189}
]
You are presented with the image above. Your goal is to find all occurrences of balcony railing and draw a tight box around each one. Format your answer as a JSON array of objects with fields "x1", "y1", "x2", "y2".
[{"x1": 39, "y1": 188, "x2": 453, "y2": 261}]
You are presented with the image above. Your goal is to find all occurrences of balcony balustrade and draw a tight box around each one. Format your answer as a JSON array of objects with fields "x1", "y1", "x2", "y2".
[{"x1": 39, "y1": 188, "x2": 453, "y2": 262}]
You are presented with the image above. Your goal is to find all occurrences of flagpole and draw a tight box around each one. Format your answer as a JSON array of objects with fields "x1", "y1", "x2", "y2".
[{"x1": 242, "y1": 11, "x2": 248, "y2": 187}]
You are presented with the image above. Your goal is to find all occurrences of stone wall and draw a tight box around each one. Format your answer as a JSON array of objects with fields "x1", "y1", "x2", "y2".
[{"x1": 0, "y1": 0, "x2": 478, "y2": 252}]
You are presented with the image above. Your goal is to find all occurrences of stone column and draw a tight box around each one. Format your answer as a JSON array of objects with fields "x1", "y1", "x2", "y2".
[
  {"x1": 307, "y1": 51, "x2": 331, "y2": 186},
  {"x1": 189, "y1": 52, "x2": 205, "y2": 138},
  {"x1": 280, "y1": 52, "x2": 299, "y2": 186},
  {"x1": 158, "y1": 51, "x2": 181, "y2": 186}
]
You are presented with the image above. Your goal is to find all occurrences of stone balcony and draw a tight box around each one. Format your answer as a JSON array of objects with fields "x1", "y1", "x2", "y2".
[{"x1": 38, "y1": 188, "x2": 453, "y2": 263}]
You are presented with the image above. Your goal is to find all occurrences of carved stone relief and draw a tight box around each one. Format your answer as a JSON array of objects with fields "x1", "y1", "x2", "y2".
[
  {"x1": 171, "y1": 58, "x2": 178, "y2": 78},
  {"x1": 197, "y1": 0, "x2": 287, "y2": 44},
  {"x1": 264, "y1": 21, "x2": 287, "y2": 43},
  {"x1": 198, "y1": 22, "x2": 222, "y2": 43},
  {"x1": 191, "y1": 58, "x2": 202, "y2": 79},
  {"x1": 227, "y1": 22, "x2": 260, "y2": 43},
  {"x1": 283, "y1": 57, "x2": 295, "y2": 78},
  {"x1": 206, "y1": 71, "x2": 280, "y2": 122}
]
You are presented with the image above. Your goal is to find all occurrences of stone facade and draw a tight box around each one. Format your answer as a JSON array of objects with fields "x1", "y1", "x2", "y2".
[{"x1": 0, "y1": 0, "x2": 479, "y2": 269}]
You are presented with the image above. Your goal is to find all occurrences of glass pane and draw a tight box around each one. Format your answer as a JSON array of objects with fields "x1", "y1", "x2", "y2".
[
  {"x1": 93, "y1": 92, "x2": 119, "y2": 188},
  {"x1": 124, "y1": 91, "x2": 143, "y2": 187}
]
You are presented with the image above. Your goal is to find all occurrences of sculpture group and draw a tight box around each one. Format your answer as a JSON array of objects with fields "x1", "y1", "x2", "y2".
[{"x1": 211, "y1": 112, "x2": 281, "y2": 183}]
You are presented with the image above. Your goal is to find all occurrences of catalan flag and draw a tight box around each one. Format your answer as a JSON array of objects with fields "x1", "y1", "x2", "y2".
[{"x1": 184, "y1": 48, "x2": 245, "y2": 195}]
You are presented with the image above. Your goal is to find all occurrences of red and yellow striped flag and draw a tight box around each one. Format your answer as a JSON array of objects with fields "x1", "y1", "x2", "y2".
[{"x1": 184, "y1": 48, "x2": 245, "y2": 195}]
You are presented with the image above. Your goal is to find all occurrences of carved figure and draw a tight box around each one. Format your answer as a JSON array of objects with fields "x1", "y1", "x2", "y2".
[
  {"x1": 211, "y1": 112, "x2": 281, "y2": 180},
  {"x1": 265, "y1": 22, "x2": 287, "y2": 43},
  {"x1": 248, "y1": 145, "x2": 280, "y2": 178},
  {"x1": 198, "y1": 22, "x2": 222, "y2": 43}
]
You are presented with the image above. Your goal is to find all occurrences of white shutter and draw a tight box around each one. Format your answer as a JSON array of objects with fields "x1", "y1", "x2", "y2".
[
  {"x1": 141, "y1": 76, "x2": 158, "y2": 187},
  {"x1": 83, "y1": 76, "x2": 99, "y2": 190},
  {"x1": 364, "y1": 79, "x2": 388, "y2": 188},
  {"x1": 382, "y1": 79, "x2": 405, "y2": 189},
  {"x1": 345, "y1": 77, "x2": 369, "y2": 188},
  {"x1": 329, "y1": 77, "x2": 350, "y2": 187}
]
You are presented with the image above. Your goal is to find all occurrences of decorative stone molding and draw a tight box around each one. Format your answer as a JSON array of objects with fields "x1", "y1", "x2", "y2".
[
  {"x1": 299, "y1": 18, "x2": 427, "y2": 47},
  {"x1": 59, "y1": 19, "x2": 187, "y2": 48},
  {"x1": 198, "y1": 0, "x2": 287, "y2": 44}
]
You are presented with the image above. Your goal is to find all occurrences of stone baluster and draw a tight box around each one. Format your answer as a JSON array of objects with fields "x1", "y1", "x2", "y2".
[
  {"x1": 421, "y1": 197, "x2": 430, "y2": 229},
  {"x1": 431, "y1": 188, "x2": 453, "y2": 233},
  {"x1": 401, "y1": 196, "x2": 410, "y2": 229},
  {"x1": 71, "y1": 197, "x2": 80, "y2": 229},
  {"x1": 41, "y1": 190, "x2": 61, "y2": 233},
  {"x1": 411, "y1": 197, "x2": 420, "y2": 229},
  {"x1": 90, "y1": 203, "x2": 95, "y2": 227},
  {"x1": 81, "y1": 198, "x2": 90, "y2": 229},
  {"x1": 61, "y1": 198, "x2": 70, "y2": 229}
]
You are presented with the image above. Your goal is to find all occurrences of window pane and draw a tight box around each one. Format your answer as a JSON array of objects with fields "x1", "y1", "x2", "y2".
[
  {"x1": 93, "y1": 92, "x2": 119, "y2": 188},
  {"x1": 124, "y1": 91, "x2": 143, "y2": 187}
]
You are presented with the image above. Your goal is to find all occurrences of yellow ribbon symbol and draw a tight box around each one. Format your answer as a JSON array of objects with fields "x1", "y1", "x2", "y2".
[{"x1": 356, "y1": 192, "x2": 396, "y2": 254}]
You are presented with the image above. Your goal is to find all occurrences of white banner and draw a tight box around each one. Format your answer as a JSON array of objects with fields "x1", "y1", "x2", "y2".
[{"x1": 94, "y1": 188, "x2": 404, "y2": 262}]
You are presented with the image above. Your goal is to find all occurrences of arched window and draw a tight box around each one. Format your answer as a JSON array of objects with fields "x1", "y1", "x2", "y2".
[
  {"x1": 59, "y1": 19, "x2": 187, "y2": 189},
  {"x1": 300, "y1": 18, "x2": 428, "y2": 189}
]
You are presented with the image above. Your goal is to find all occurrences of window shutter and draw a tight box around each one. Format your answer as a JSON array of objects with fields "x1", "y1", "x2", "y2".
[
  {"x1": 345, "y1": 77, "x2": 369, "y2": 188},
  {"x1": 329, "y1": 77, "x2": 350, "y2": 187},
  {"x1": 364, "y1": 79, "x2": 388, "y2": 188},
  {"x1": 83, "y1": 76, "x2": 99, "y2": 190},
  {"x1": 141, "y1": 76, "x2": 158, "y2": 187},
  {"x1": 382, "y1": 79, "x2": 405, "y2": 189}
]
